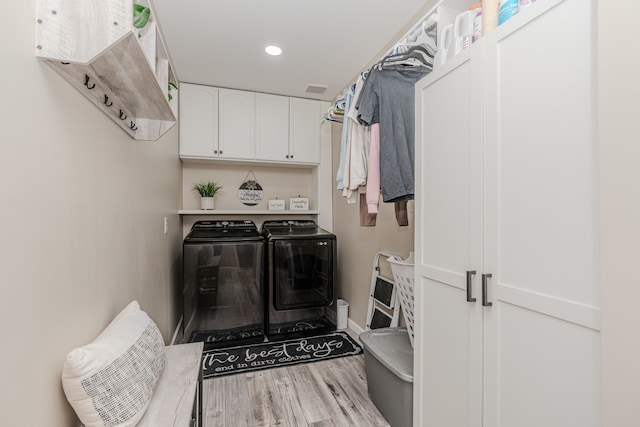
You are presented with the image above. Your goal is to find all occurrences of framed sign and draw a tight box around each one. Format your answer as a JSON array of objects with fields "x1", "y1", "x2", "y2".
[
  {"x1": 268, "y1": 199, "x2": 285, "y2": 211},
  {"x1": 289, "y1": 197, "x2": 309, "y2": 211},
  {"x1": 238, "y1": 171, "x2": 264, "y2": 206}
]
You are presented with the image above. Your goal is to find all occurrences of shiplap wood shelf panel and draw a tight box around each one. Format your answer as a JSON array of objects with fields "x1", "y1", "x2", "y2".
[{"x1": 36, "y1": 0, "x2": 177, "y2": 141}]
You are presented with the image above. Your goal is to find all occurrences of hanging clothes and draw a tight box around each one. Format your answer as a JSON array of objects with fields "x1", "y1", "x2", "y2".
[
  {"x1": 334, "y1": 18, "x2": 436, "y2": 228},
  {"x1": 335, "y1": 85, "x2": 354, "y2": 190},
  {"x1": 366, "y1": 123, "x2": 381, "y2": 214},
  {"x1": 323, "y1": 95, "x2": 346, "y2": 123},
  {"x1": 359, "y1": 191, "x2": 377, "y2": 226},
  {"x1": 342, "y1": 74, "x2": 371, "y2": 201},
  {"x1": 357, "y1": 63, "x2": 431, "y2": 204},
  {"x1": 395, "y1": 201, "x2": 409, "y2": 227},
  {"x1": 341, "y1": 129, "x2": 356, "y2": 203}
]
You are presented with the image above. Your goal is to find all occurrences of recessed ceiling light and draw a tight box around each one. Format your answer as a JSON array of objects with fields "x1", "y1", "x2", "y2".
[{"x1": 265, "y1": 45, "x2": 282, "y2": 56}]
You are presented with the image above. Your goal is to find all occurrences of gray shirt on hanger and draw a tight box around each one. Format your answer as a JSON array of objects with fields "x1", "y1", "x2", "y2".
[{"x1": 357, "y1": 64, "x2": 431, "y2": 203}]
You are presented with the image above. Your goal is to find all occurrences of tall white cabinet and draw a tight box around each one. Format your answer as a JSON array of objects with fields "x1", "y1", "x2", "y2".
[
  {"x1": 415, "y1": 37, "x2": 485, "y2": 427},
  {"x1": 414, "y1": 0, "x2": 600, "y2": 426}
]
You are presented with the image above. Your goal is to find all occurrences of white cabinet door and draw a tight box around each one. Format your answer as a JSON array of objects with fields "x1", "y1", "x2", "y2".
[
  {"x1": 415, "y1": 44, "x2": 484, "y2": 427},
  {"x1": 218, "y1": 88, "x2": 255, "y2": 160},
  {"x1": 289, "y1": 98, "x2": 320, "y2": 164},
  {"x1": 255, "y1": 93, "x2": 290, "y2": 162},
  {"x1": 483, "y1": 0, "x2": 600, "y2": 425},
  {"x1": 179, "y1": 83, "x2": 218, "y2": 157}
]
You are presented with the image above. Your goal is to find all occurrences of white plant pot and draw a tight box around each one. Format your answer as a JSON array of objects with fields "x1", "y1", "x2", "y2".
[{"x1": 200, "y1": 197, "x2": 215, "y2": 210}]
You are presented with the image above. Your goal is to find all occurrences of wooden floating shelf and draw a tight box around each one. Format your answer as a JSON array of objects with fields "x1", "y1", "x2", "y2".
[{"x1": 179, "y1": 210, "x2": 320, "y2": 215}]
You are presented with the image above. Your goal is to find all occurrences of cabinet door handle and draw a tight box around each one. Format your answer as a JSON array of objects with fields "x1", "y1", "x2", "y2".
[
  {"x1": 214, "y1": 150, "x2": 218, "y2": 154},
  {"x1": 219, "y1": 150, "x2": 223, "y2": 155},
  {"x1": 482, "y1": 273, "x2": 493, "y2": 307},
  {"x1": 466, "y1": 270, "x2": 476, "y2": 302}
]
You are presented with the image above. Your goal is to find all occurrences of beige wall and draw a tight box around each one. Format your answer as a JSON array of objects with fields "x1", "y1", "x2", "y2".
[
  {"x1": 330, "y1": 124, "x2": 414, "y2": 330},
  {"x1": 181, "y1": 162, "x2": 319, "y2": 234},
  {"x1": 599, "y1": 1, "x2": 640, "y2": 425},
  {"x1": 182, "y1": 162, "x2": 316, "y2": 211},
  {"x1": 0, "y1": 3, "x2": 183, "y2": 425}
]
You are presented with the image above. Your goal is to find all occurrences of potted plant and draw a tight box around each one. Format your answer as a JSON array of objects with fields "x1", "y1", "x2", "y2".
[
  {"x1": 193, "y1": 181, "x2": 223, "y2": 210},
  {"x1": 133, "y1": 3, "x2": 151, "y2": 30},
  {"x1": 168, "y1": 82, "x2": 178, "y2": 102}
]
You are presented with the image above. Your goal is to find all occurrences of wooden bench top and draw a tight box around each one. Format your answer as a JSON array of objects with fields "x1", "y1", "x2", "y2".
[{"x1": 138, "y1": 342, "x2": 203, "y2": 427}]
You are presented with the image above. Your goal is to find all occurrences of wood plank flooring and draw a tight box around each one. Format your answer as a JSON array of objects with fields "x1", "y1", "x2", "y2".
[{"x1": 202, "y1": 333, "x2": 392, "y2": 427}]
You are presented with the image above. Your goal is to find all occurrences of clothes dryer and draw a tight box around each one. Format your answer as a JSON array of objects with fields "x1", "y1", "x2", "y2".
[{"x1": 262, "y1": 220, "x2": 337, "y2": 340}]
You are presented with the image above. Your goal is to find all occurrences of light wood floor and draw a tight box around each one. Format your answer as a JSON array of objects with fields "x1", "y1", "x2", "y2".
[{"x1": 202, "y1": 332, "x2": 391, "y2": 427}]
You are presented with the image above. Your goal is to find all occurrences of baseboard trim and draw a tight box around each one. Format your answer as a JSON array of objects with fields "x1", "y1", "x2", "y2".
[
  {"x1": 348, "y1": 318, "x2": 365, "y2": 336},
  {"x1": 170, "y1": 316, "x2": 183, "y2": 345}
]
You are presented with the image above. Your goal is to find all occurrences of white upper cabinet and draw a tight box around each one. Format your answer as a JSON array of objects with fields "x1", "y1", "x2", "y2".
[
  {"x1": 180, "y1": 86, "x2": 256, "y2": 160},
  {"x1": 179, "y1": 83, "x2": 218, "y2": 157},
  {"x1": 179, "y1": 85, "x2": 321, "y2": 166},
  {"x1": 218, "y1": 89, "x2": 256, "y2": 160},
  {"x1": 289, "y1": 98, "x2": 321, "y2": 164},
  {"x1": 255, "y1": 94, "x2": 290, "y2": 162}
]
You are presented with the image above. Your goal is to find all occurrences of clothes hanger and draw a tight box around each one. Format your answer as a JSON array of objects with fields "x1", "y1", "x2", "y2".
[
  {"x1": 416, "y1": 16, "x2": 438, "y2": 43},
  {"x1": 378, "y1": 44, "x2": 434, "y2": 69},
  {"x1": 390, "y1": 43, "x2": 435, "y2": 61},
  {"x1": 377, "y1": 56, "x2": 432, "y2": 71},
  {"x1": 394, "y1": 17, "x2": 438, "y2": 54},
  {"x1": 369, "y1": 13, "x2": 439, "y2": 72}
]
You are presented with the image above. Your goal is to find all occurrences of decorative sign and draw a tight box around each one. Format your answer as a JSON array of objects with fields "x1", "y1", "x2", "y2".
[
  {"x1": 289, "y1": 197, "x2": 309, "y2": 211},
  {"x1": 238, "y1": 171, "x2": 264, "y2": 206},
  {"x1": 268, "y1": 199, "x2": 286, "y2": 211}
]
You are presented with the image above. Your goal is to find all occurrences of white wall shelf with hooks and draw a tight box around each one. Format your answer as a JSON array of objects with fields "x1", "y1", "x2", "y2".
[{"x1": 35, "y1": 0, "x2": 178, "y2": 141}]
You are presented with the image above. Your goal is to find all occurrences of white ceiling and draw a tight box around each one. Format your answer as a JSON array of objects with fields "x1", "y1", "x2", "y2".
[{"x1": 152, "y1": 0, "x2": 435, "y2": 102}]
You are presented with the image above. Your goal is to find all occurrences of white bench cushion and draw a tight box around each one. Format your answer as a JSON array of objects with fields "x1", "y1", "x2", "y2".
[{"x1": 62, "y1": 301, "x2": 165, "y2": 427}]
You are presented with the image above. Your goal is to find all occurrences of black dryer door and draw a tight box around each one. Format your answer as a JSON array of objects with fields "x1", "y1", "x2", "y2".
[{"x1": 272, "y1": 239, "x2": 334, "y2": 310}]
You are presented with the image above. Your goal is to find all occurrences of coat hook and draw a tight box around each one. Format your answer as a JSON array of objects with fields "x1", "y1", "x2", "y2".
[
  {"x1": 104, "y1": 95, "x2": 113, "y2": 107},
  {"x1": 119, "y1": 109, "x2": 127, "y2": 120},
  {"x1": 130, "y1": 121, "x2": 137, "y2": 131},
  {"x1": 84, "y1": 74, "x2": 95, "y2": 89}
]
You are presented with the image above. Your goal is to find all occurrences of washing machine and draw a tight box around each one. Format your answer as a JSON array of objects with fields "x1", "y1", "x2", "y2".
[
  {"x1": 262, "y1": 220, "x2": 337, "y2": 340},
  {"x1": 183, "y1": 220, "x2": 264, "y2": 348}
]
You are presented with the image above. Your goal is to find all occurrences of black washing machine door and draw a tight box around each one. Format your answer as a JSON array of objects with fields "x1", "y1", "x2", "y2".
[{"x1": 271, "y1": 238, "x2": 334, "y2": 310}]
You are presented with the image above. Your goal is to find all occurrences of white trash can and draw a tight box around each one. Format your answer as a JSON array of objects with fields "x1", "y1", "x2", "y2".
[{"x1": 336, "y1": 299, "x2": 349, "y2": 330}]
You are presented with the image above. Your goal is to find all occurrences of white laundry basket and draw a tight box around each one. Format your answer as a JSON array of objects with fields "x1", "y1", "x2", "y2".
[{"x1": 387, "y1": 253, "x2": 415, "y2": 348}]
